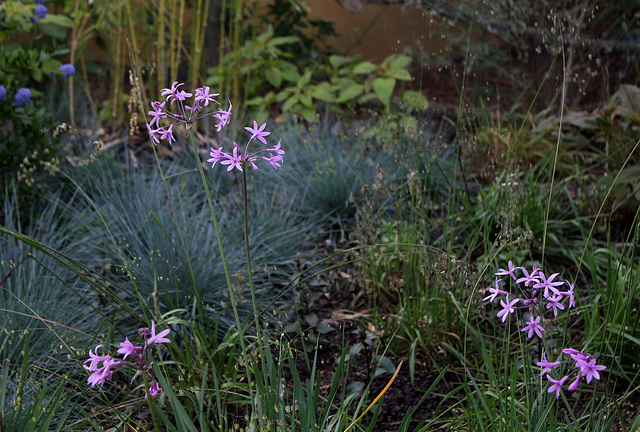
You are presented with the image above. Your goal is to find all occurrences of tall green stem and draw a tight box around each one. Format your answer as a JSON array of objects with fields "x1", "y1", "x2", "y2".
[
  {"x1": 242, "y1": 169, "x2": 261, "y2": 336},
  {"x1": 189, "y1": 131, "x2": 239, "y2": 330}
]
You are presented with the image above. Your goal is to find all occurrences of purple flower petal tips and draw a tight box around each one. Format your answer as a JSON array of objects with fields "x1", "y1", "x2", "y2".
[
  {"x1": 146, "y1": 320, "x2": 171, "y2": 345},
  {"x1": 547, "y1": 375, "x2": 569, "y2": 399}
]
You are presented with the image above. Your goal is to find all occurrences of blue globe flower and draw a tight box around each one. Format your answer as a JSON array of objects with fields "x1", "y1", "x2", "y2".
[
  {"x1": 34, "y1": 4, "x2": 47, "y2": 20},
  {"x1": 0, "y1": 85, "x2": 6, "y2": 100},
  {"x1": 13, "y1": 88, "x2": 32, "y2": 107},
  {"x1": 59, "y1": 63, "x2": 76, "y2": 78}
]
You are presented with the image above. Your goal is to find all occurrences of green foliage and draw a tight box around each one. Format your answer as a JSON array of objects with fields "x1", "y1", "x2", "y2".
[
  {"x1": 207, "y1": 22, "x2": 418, "y2": 122},
  {"x1": 0, "y1": 1, "x2": 76, "y2": 201}
]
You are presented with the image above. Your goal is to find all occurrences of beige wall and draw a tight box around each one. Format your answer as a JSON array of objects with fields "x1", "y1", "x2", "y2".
[{"x1": 303, "y1": 1, "x2": 442, "y2": 61}]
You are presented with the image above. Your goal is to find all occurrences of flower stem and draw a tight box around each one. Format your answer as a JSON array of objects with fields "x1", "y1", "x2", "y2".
[
  {"x1": 242, "y1": 169, "x2": 261, "y2": 337},
  {"x1": 189, "y1": 132, "x2": 249, "y2": 355}
]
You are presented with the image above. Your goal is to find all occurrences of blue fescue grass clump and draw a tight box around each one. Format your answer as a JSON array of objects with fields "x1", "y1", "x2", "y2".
[{"x1": 63, "y1": 150, "x2": 318, "y2": 332}]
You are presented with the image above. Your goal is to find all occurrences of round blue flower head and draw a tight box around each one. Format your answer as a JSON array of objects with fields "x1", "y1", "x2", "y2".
[
  {"x1": 34, "y1": 4, "x2": 47, "y2": 19},
  {"x1": 59, "y1": 63, "x2": 76, "y2": 78},
  {"x1": 0, "y1": 86, "x2": 6, "y2": 100},
  {"x1": 34, "y1": 0, "x2": 46, "y2": 3},
  {"x1": 14, "y1": 88, "x2": 31, "y2": 106}
]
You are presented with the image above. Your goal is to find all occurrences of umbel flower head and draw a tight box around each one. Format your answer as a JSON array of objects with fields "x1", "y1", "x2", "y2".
[
  {"x1": 147, "y1": 82, "x2": 230, "y2": 146},
  {"x1": 83, "y1": 320, "x2": 171, "y2": 398},
  {"x1": 147, "y1": 82, "x2": 285, "y2": 171},
  {"x1": 486, "y1": 262, "x2": 607, "y2": 400}
]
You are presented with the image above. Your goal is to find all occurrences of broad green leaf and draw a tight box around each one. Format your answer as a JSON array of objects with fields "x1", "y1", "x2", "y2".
[
  {"x1": 283, "y1": 95, "x2": 299, "y2": 111},
  {"x1": 269, "y1": 35, "x2": 301, "y2": 46},
  {"x1": 305, "y1": 313, "x2": 319, "y2": 327},
  {"x1": 389, "y1": 54, "x2": 412, "y2": 69},
  {"x1": 336, "y1": 83, "x2": 363, "y2": 103},
  {"x1": 265, "y1": 66, "x2": 282, "y2": 87},
  {"x1": 43, "y1": 14, "x2": 75, "y2": 28},
  {"x1": 311, "y1": 83, "x2": 336, "y2": 102},
  {"x1": 302, "y1": 106, "x2": 316, "y2": 123},
  {"x1": 329, "y1": 54, "x2": 354, "y2": 69},
  {"x1": 373, "y1": 77, "x2": 395, "y2": 105},
  {"x1": 353, "y1": 61, "x2": 378, "y2": 74},
  {"x1": 386, "y1": 67, "x2": 412, "y2": 81},
  {"x1": 300, "y1": 91, "x2": 313, "y2": 107},
  {"x1": 281, "y1": 66, "x2": 301, "y2": 83},
  {"x1": 402, "y1": 90, "x2": 428, "y2": 110},
  {"x1": 298, "y1": 70, "x2": 312, "y2": 87}
]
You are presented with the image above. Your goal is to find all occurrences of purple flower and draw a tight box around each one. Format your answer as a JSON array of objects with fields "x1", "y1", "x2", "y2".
[
  {"x1": 561, "y1": 280, "x2": 576, "y2": 308},
  {"x1": 515, "y1": 267, "x2": 539, "y2": 287},
  {"x1": 220, "y1": 144, "x2": 244, "y2": 172},
  {"x1": 521, "y1": 315, "x2": 544, "y2": 339},
  {"x1": 13, "y1": 88, "x2": 31, "y2": 106},
  {"x1": 547, "y1": 375, "x2": 569, "y2": 399},
  {"x1": 146, "y1": 379, "x2": 163, "y2": 399},
  {"x1": 117, "y1": 337, "x2": 143, "y2": 360},
  {"x1": 147, "y1": 124, "x2": 161, "y2": 146},
  {"x1": 148, "y1": 100, "x2": 168, "y2": 128},
  {"x1": 208, "y1": 146, "x2": 226, "y2": 168},
  {"x1": 579, "y1": 358, "x2": 606, "y2": 384},
  {"x1": 537, "y1": 352, "x2": 562, "y2": 376},
  {"x1": 34, "y1": 4, "x2": 47, "y2": 19},
  {"x1": 59, "y1": 63, "x2": 75, "y2": 77},
  {"x1": 496, "y1": 295, "x2": 519, "y2": 322},
  {"x1": 482, "y1": 278, "x2": 507, "y2": 302},
  {"x1": 34, "y1": 0, "x2": 46, "y2": 3},
  {"x1": 533, "y1": 271, "x2": 564, "y2": 298},
  {"x1": 213, "y1": 101, "x2": 232, "y2": 132},
  {"x1": 194, "y1": 86, "x2": 219, "y2": 107},
  {"x1": 160, "y1": 81, "x2": 192, "y2": 105},
  {"x1": 83, "y1": 345, "x2": 110, "y2": 372},
  {"x1": 145, "y1": 320, "x2": 171, "y2": 345},
  {"x1": 244, "y1": 120, "x2": 270, "y2": 145},
  {"x1": 0, "y1": 85, "x2": 6, "y2": 100},
  {"x1": 158, "y1": 124, "x2": 176, "y2": 146},
  {"x1": 568, "y1": 374, "x2": 581, "y2": 391},
  {"x1": 545, "y1": 295, "x2": 565, "y2": 317},
  {"x1": 495, "y1": 260, "x2": 518, "y2": 281}
]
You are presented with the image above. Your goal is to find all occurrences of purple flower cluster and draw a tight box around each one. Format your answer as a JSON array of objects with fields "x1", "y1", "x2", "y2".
[
  {"x1": 146, "y1": 82, "x2": 231, "y2": 146},
  {"x1": 485, "y1": 261, "x2": 606, "y2": 399},
  {"x1": 207, "y1": 120, "x2": 285, "y2": 172},
  {"x1": 483, "y1": 261, "x2": 576, "y2": 334},
  {"x1": 83, "y1": 320, "x2": 171, "y2": 398},
  {"x1": 538, "y1": 349, "x2": 607, "y2": 399},
  {"x1": 146, "y1": 82, "x2": 285, "y2": 171}
]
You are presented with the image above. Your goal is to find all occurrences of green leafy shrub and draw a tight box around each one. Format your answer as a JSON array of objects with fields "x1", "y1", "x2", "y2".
[{"x1": 0, "y1": 0, "x2": 75, "y2": 199}]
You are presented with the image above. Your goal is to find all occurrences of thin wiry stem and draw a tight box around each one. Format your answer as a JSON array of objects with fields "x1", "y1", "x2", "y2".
[{"x1": 242, "y1": 169, "x2": 261, "y2": 337}]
